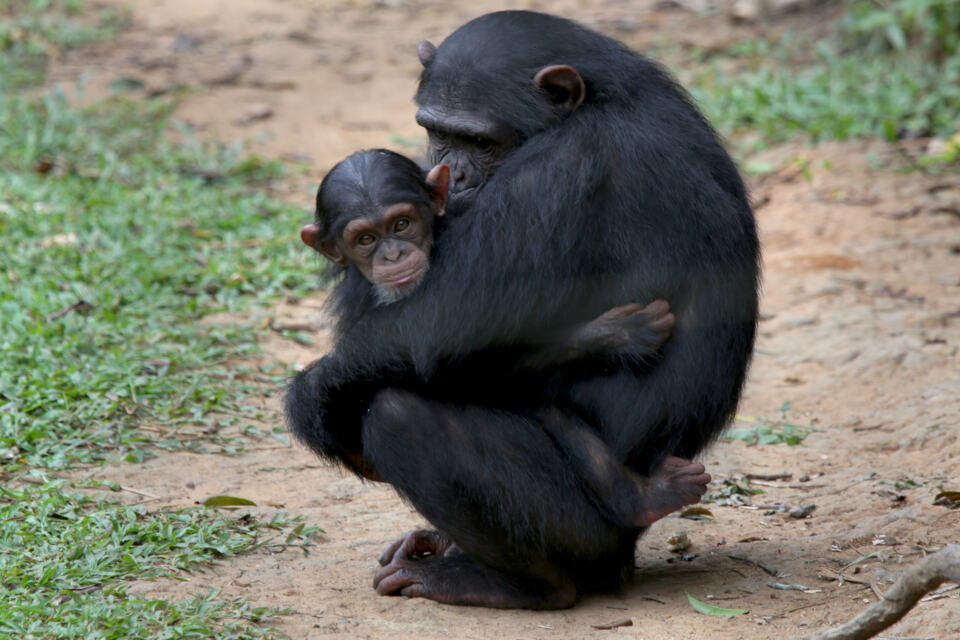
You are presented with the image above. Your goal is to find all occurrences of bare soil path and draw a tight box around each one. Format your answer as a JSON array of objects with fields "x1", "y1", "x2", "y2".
[{"x1": 52, "y1": 1, "x2": 959, "y2": 638}]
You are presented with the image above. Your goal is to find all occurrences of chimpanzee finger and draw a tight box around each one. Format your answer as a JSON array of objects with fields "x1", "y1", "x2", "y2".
[{"x1": 378, "y1": 536, "x2": 407, "y2": 566}]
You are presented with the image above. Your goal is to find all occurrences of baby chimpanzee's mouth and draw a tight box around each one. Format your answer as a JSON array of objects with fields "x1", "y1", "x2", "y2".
[
  {"x1": 381, "y1": 264, "x2": 428, "y2": 288},
  {"x1": 385, "y1": 273, "x2": 418, "y2": 286}
]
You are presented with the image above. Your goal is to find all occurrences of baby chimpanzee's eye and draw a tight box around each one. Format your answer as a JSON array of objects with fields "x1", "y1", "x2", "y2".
[
  {"x1": 357, "y1": 233, "x2": 376, "y2": 246},
  {"x1": 394, "y1": 218, "x2": 410, "y2": 232}
]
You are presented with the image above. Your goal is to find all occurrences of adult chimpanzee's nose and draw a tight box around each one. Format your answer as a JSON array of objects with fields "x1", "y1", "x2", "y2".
[{"x1": 453, "y1": 166, "x2": 467, "y2": 187}]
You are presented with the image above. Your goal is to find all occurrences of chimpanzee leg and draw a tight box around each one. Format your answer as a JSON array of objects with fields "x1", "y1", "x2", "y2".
[
  {"x1": 540, "y1": 408, "x2": 711, "y2": 528},
  {"x1": 362, "y1": 389, "x2": 637, "y2": 609}
]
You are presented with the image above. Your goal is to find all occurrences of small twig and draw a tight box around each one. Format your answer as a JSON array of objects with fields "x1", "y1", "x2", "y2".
[
  {"x1": 747, "y1": 472, "x2": 793, "y2": 481},
  {"x1": 786, "y1": 598, "x2": 833, "y2": 614},
  {"x1": 729, "y1": 553, "x2": 780, "y2": 577},
  {"x1": 809, "y1": 544, "x2": 960, "y2": 640},
  {"x1": 120, "y1": 485, "x2": 159, "y2": 499},
  {"x1": 842, "y1": 552, "x2": 883, "y2": 570},
  {"x1": 47, "y1": 299, "x2": 94, "y2": 321},
  {"x1": 287, "y1": 610, "x2": 325, "y2": 620},
  {"x1": 136, "y1": 424, "x2": 174, "y2": 434},
  {"x1": 769, "y1": 581, "x2": 822, "y2": 594},
  {"x1": 131, "y1": 498, "x2": 164, "y2": 506},
  {"x1": 818, "y1": 567, "x2": 873, "y2": 587},
  {"x1": 592, "y1": 618, "x2": 632, "y2": 630},
  {"x1": 919, "y1": 583, "x2": 959, "y2": 602},
  {"x1": 269, "y1": 320, "x2": 323, "y2": 333}
]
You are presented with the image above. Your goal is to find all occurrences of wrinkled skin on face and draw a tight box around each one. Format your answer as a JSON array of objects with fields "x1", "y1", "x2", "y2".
[
  {"x1": 415, "y1": 108, "x2": 518, "y2": 210},
  {"x1": 416, "y1": 39, "x2": 584, "y2": 211}
]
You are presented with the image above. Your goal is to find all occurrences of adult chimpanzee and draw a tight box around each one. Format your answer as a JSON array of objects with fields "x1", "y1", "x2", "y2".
[
  {"x1": 286, "y1": 11, "x2": 759, "y2": 609},
  {"x1": 297, "y1": 148, "x2": 707, "y2": 516}
]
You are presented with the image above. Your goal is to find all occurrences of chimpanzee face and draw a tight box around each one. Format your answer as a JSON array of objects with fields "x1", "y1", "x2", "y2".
[
  {"x1": 336, "y1": 201, "x2": 435, "y2": 304},
  {"x1": 416, "y1": 106, "x2": 518, "y2": 209},
  {"x1": 415, "y1": 42, "x2": 584, "y2": 211}
]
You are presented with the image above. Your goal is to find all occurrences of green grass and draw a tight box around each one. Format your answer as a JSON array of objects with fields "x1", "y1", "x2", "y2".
[
  {"x1": 0, "y1": 0, "x2": 127, "y2": 90},
  {"x1": 683, "y1": 0, "x2": 960, "y2": 156},
  {"x1": 0, "y1": 91, "x2": 318, "y2": 471},
  {"x1": 723, "y1": 403, "x2": 815, "y2": 447},
  {"x1": 0, "y1": 478, "x2": 320, "y2": 639},
  {"x1": 1, "y1": 3, "x2": 322, "y2": 636},
  {"x1": 692, "y1": 43, "x2": 960, "y2": 149}
]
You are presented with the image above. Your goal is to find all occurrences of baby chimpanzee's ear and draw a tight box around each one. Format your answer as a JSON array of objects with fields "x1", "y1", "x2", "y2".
[
  {"x1": 418, "y1": 40, "x2": 436, "y2": 67},
  {"x1": 425, "y1": 164, "x2": 450, "y2": 216},
  {"x1": 301, "y1": 223, "x2": 348, "y2": 266}
]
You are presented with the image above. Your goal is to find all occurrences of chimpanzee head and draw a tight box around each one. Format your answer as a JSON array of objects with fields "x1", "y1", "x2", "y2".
[
  {"x1": 414, "y1": 12, "x2": 591, "y2": 209},
  {"x1": 301, "y1": 150, "x2": 449, "y2": 305}
]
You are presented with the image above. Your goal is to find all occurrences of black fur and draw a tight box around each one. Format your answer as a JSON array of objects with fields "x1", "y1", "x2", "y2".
[{"x1": 286, "y1": 10, "x2": 759, "y2": 608}]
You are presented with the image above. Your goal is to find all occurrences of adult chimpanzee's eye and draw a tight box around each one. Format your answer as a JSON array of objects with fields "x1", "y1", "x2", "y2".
[
  {"x1": 433, "y1": 130, "x2": 449, "y2": 143},
  {"x1": 473, "y1": 137, "x2": 493, "y2": 150},
  {"x1": 357, "y1": 233, "x2": 376, "y2": 246},
  {"x1": 394, "y1": 218, "x2": 410, "y2": 232}
]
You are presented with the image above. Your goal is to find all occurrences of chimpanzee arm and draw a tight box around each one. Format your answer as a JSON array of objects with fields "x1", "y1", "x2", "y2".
[
  {"x1": 285, "y1": 349, "x2": 412, "y2": 479},
  {"x1": 515, "y1": 300, "x2": 674, "y2": 373}
]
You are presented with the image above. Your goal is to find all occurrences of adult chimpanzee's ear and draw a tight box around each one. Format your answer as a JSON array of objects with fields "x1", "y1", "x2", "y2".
[
  {"x1": 425, "y1": 164, "x2": 450, "y2": 216},
  {"x1": 533, "y1": 65, "x2": 585, "y2": 112},
  {"x1": 418, "y1": 41, "x2": 436, "y2": 67},
  {"x1": 302, "y1": 223, "x2": 348, "y2": 266}
]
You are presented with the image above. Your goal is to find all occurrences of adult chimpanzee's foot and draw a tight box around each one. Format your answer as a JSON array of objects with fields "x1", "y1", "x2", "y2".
[
  {"x1": 377, "y1": 529, "x2": 455, "y2": 566},
  {"x1": 634, "y1": 456, "x2": 711, "y2": 527},
  {"x1": 374, "y1": 536, "x2": 576, "y2": 609}
]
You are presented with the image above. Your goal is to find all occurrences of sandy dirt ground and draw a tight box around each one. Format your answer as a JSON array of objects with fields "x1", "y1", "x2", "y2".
[{"x1": 49, "y1": 1, "x2": 960, "y2": 638}]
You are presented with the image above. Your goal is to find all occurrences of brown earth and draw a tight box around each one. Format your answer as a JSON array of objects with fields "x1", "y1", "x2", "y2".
[{"x1": 51, "y1": 1, "x2": 959, "y2": 638}]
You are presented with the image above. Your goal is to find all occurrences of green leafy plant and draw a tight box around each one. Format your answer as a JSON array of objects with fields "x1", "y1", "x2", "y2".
[
  {"x1": 686, "y1": 592, "x2": 749, "y2": 617},
  {"x1": 840, "y1": 0, "x2": 960, "y2": 61},
  {"x1": 723, "y1": 403, "x2": 815, "y2": 446}
]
